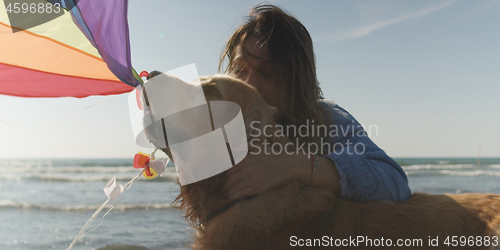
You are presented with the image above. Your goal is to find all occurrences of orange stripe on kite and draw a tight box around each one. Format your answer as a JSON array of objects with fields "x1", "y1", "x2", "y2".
[
  {"x1": 0, "y1": 21, "x2": 117, "y2": 81},
  {"x1": 0, "y1": 21, "x2": 102, "y2": 62}
]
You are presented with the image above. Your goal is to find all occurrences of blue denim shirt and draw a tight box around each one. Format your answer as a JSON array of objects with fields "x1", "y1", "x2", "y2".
[{"x1": 319, "y1": 99, "x2": 411, "y2": 202}]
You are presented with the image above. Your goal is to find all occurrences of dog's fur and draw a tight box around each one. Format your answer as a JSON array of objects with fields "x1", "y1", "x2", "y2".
[{"x1": 145, "y1": 74, "x2": 500, "y2": 249}]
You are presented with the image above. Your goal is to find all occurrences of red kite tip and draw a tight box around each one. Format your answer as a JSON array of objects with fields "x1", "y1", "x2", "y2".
[{"x1": 139, "y1": 71, "x2": 149, "y2": 78}]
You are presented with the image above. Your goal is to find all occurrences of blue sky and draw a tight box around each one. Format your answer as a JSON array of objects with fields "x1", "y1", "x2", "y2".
[{"x1": 0, "y1": 0, "x2": 499, "y2": 158}]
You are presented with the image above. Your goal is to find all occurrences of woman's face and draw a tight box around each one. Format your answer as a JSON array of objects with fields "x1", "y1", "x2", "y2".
[{"x1": 231, "y1": 35, "x2": 281, "y2": 112}]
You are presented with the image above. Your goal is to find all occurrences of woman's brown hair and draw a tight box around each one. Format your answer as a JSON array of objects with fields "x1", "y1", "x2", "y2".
[{"x1": 219, "y1": 4, "x2": 328, "y2": 144}]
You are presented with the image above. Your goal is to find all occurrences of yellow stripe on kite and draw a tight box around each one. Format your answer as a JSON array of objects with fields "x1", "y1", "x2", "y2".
[
  {"x1": 0, "y1": 0, "x2": 99, "y2": 57},
  {"x1": 0, "y1": 21, "x2": 118, "y2": 81}
]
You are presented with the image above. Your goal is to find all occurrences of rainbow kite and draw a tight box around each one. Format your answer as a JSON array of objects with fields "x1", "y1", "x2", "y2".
[{"x1": 0, "y1": 0, "x2": 141, "y2": 98}]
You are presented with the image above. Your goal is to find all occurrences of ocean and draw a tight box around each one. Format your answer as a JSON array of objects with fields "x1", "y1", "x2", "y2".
[{"x1": 1, "y1": 157, "x2": 500, "y2": 249}]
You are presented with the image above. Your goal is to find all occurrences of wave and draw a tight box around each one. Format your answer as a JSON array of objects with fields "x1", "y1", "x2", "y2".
[
  {"x1": 406, "y1": 169, "x2": 500, "y2": 177},
  {"x1": 0, "y1": 168, "x2": 179, "y2": 183},
  {"x1": 0, "y1": 166, "x2": 137, "y2": 175},
  {"x1": 0, "y1": 199, "x2": 177, "y2": 211},
  {"x1": 395, "y1": 158, "x2": 500, "y2": 167},
  {"x1": 402, "y1": 164, "x2": 476, "y2": 171},
  {"x1": 36, "y1": 174, "x2": 177, "y2": 182},
  {"x1": 40, "y1": 173, "x2": 177, "y2": 182},
  {"x1": 436, "y1": 170, "x2": 500, "y2": 177},
  {"x1": 0, "y1": 159, "x2": 135, "y2": 168}
]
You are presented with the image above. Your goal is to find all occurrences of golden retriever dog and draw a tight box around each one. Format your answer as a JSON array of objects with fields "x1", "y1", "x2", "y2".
[{"x1": 144, "y1": 73, "x2": 500, "y2": 249}]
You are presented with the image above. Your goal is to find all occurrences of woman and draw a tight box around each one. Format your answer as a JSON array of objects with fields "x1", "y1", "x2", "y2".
[{"x1": 220, "y1": 4, "x2": 411, "y2": 202}]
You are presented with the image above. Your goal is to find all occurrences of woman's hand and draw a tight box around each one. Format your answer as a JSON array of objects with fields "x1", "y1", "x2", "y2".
[
  {"x1": 223, "y1": 141, "x2": 341, "y2": 201},
  {"x1": 223, "y1": 141, "x2": 304, "y2": 200}
]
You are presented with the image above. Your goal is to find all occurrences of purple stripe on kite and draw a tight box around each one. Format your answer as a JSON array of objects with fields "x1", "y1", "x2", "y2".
[{"x1": 73, "y1": 0, "x2": 139, "y2": 87}]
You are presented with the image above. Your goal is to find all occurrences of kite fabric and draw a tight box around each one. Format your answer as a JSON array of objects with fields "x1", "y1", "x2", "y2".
[{"x1": 0, "y1": 0, "x2": 141, "y2": 98}]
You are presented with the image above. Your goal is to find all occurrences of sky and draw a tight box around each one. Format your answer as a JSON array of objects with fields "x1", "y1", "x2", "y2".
[{"x1": 0, "y1": 0, "x2": 499, "y2": 158}]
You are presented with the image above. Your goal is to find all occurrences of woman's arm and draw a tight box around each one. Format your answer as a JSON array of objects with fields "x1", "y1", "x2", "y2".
[
  {"x1": 223, "y1": 142, "x2": 410, "y2": 202},
  {"x1": 288, "y1": 147, "x2": 412, "y2": 202},
  {"x1": 224, "y1": 102, "x2": 411, "y2": 202},
  {"x1": 223, "y1": 143, "x2": 341, "y2": 201},
  {"x1": 317, "y1": 100, "x2": 411, "y2": 201},
  {"x1": 222, "y1": 145, "x2": 311, "y2": 201},
  {"x1": 303, "y1": 151, "x2": 411, "y2": 202},
  {"x1": 294, "y1": 154, "x2": 341, "y2": 194}
]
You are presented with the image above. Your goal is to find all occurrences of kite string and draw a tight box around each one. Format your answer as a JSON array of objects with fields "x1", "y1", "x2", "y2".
[
  {"x1": 79, "y1": 172, "x2": 142, "y2": 238},
  {"x1": 0, "y1": 95, "x2": 117, "y2": 131},
  {"x1": 66, "y1": 199, "x2": 110, "y2": 250},
  {"x1": 66, "y1": 169, "x2": 144, "y2": 250}
]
